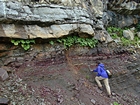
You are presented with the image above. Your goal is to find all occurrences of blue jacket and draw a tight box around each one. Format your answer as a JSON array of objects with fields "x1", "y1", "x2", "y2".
[{"x1": 93, "y1": 63, "x2": 108, "y2": 78}]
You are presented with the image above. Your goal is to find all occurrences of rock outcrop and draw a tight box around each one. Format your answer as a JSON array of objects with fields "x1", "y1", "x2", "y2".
[
  {"x1": 0, "y1": 0, "x2": 107, "y2": 41},
  {"x1": 0, "y1": 1, "x2": 140, "y2": 105},
  {"x1": 108, "y1": 0, "x2": 140, "y2": 15},
  {"x1": 106, "y1": 0, "x2": 140, "y2": 27},
  {"x1": 0, "y1": 0, "x2": 139, "y2": 41}
]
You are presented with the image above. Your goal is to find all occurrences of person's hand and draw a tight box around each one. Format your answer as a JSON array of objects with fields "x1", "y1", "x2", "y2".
[
  {"x1": 88, "y1": 65, "x2": 93, "y2": 71},
  {"x1": 90, "y1": 69, "x2": 93, "y2": 72}
]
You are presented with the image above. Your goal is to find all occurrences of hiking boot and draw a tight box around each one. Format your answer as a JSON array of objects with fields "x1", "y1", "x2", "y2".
[
  {"x1": 107, "y1": 95, "x2": 111, "y2": 98},
  {"x1": 98, "y1": 87, "x2": 103, "y2": 91}
]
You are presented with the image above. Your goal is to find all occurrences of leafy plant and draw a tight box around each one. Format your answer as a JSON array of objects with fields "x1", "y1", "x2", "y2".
[
  {"x1": 120, "y1": 36, "x2": 140, "y2": 47},
  {"x1": 136, "y1": 23, "x2": 140, "y2": 31},
  {"x1": 111, "y1": 33, "x2": 119, "y2": 39},
  {"x1": 49, "y1": 41, "x2": 54, "y2": 45},
  {"x1": 107, "y1": 27, "x2": 123, "y2": 37},
  {"x1": 134, "y1": 36, "x2": 140, "y2": 47},
  {"x1": 107, "y1": 26, "x2": 140, "y2": 47},
  {"x1": 11, "y1": 39, "x2": 35, "y2": 50},
  {"x1": 120, "y1": 37, "x2": 131, "y2": 46},
  {"x1": 56, "y1": 35, "x2": 98, "y2": 49},
  {"x1": 113, "y1": 102, "x2": 121, "y2": 105}
]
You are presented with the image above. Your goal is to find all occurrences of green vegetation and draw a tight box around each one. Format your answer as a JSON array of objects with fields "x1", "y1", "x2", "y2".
[
  {"x1": 11, "y1": 36, "x2": 98, "y2": 51},
  {"x1": 107, "y1": 26, "x2": 140, "y2": 47},
  {"x1": 85, "y1": 75, "x2": 90, "y2": 79},
  {"x1": 113, "y1": 102, "x2": 121, "y2": 105},
  {"x1": 136, "y1": 24, "x2": 140, "y2": 31},
  {"x1": 49, "y1": 40, "x2": 54, "y2": 45},
  {"x1": 107, "y1": 26, "x2": 124, "y2": 38},
  {"x1": 11, "y1": 24, "x2": 140, "y2": 50},
  {"x1": 49, "y1": 35, "x2": 98, "y2": 49},
  {"x1": 11, "y1": 39, "x2": 35, "y2": 50}
]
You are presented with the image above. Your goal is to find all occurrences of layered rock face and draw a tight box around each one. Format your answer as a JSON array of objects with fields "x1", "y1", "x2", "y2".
[
  {"x1": 0, "y1": 0, "x2": 107, "y2": 41},
  {"x1": 0, "y1": 1, "x2": 140, "y2": 68},
  {"x1": 0, "y1": 0, "x2": 139, "y2": 40},
  {"x1": 104, "y1": 0, "x2": 140, "y2": 27},
  {"x1": 0, "y1": 42, "x2": 140, "y2": 105},
  {"x1": 108, "y1": 0, "x2": 140, "y2": 15}
]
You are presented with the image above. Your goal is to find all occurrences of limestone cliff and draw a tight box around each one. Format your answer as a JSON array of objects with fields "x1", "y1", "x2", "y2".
[
  {"x1": 0, "y1": 0, "x2": 105, "y2": 41},
  {"x1": 0, "y1": 0, "x2": 139, "y2": 41}
]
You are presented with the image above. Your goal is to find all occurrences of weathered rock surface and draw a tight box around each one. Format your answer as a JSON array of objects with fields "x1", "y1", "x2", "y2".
[
  {"x1": 0, "y1": 0, "x2": 140, "y2": 40},
  {"x1": 0, "y1": 97, "x2": 10, "y2": 105},
  {"x1": 0, "y1": 43, "x2": 140, "y2": 105},
  {"x1": 108, "y1": 0, "x2": 140, "y2": 15},
  {"x1": 105, "y1": 0, "x2": 140, "y2": 28},
  {"x1": 123, "y1": 29, "x2": 134, "y2": 40},
  {"x1": 0, "y1": 24, "x2": 95, "y2": 39},
  {"x1": 0, "y1": 68, "x2": 9, "y2": 81},
  {"x1": 103, "y1": 10, "x2": 139, "y2": 28},
  {"x1": 0, "y1": 0, "x2": 140, "y2": 104},
  {"x1": 0, "y1": 0, "x2": 104, "y2": 40}
]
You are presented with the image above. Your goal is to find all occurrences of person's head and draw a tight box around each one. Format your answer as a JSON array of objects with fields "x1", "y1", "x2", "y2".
[{"x1": 96, "y1": 61, "x2": 101, "y2": 66}]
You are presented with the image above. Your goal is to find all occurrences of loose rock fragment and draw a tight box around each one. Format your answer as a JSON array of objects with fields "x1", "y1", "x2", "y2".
[
  {"x1": 0, "y1": 68, "x2": 9, "y2": 81},
  {"x1": 0, "y1": 97, "x2": 10, "y2": 105}
]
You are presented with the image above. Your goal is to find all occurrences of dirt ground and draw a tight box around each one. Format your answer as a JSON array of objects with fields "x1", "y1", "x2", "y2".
[{"x1": 0, "y1": 52, "x2": 140, "y2": 105}]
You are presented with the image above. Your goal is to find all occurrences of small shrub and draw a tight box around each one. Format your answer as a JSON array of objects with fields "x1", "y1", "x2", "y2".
[{"x1": 11, "y1": 39, "x2": 35, "y2": 50}]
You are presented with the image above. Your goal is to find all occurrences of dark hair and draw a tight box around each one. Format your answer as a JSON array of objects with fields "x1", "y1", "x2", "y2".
[{"x1": 96, "y1": 61, "x2": 101, "y2": 65}]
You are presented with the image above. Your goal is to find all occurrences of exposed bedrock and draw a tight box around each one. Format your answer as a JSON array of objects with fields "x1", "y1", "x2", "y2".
[
  {"x1": 0, "y1": 42, "x2": 140, "y2": 104},
  {"x1": 0, "y1": 0, "x2": 140, "y2": 41},
  {"x1": 0, "y1": 0, "x2": 140, "y2": 104},
  {"x1": 0, "y1": 0, "x2": 106, "y2": 41}
]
